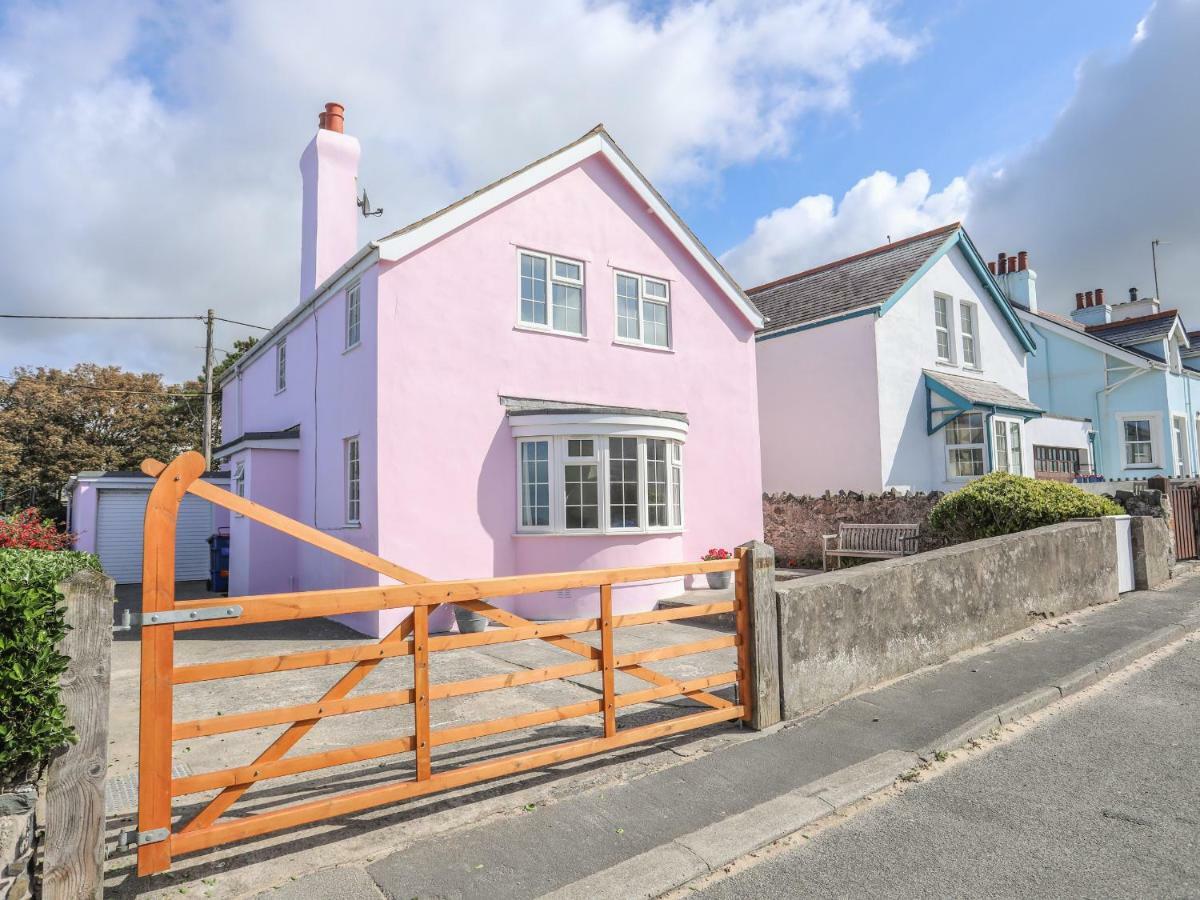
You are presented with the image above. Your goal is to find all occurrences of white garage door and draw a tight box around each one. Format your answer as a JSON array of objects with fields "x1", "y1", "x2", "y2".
[{"x1": 96, "y1": 490, "x2": 214, "y2": 583}]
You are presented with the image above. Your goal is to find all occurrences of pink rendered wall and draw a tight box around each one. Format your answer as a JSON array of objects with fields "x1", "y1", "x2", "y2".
[
  {"x1": 226, "y1": 449, "x2": 299, "y2": 597},
  {"x1": 374, "y1": 152, "x2": 763, "y2": 624},
  {"x1": 70, "y1": 482, "x2": 98, "y2": 552},
  {"x1": 755, "y1": 315, "x2": 884, "y2": 495},
  {"x1": 299, "y1": 129, "x2": 361, "y2": 299},
  {"x1": 220, "y1": 269, "x2": 381, "y2": 633}
]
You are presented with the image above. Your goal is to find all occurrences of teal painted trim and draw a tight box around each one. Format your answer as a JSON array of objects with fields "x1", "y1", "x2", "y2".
[
  {"x1": 877, "y1": 228, "x2": 1037, "y2": 354},
  {"x1": 878, "y1": 230, "x2": 961, "y2": 317},
  {"x1": 924, "y1": 372, "x2": 1042, "y2": 433},
  {"x1": 755, "y1": 305, "x2": 878, "y2": 343}
]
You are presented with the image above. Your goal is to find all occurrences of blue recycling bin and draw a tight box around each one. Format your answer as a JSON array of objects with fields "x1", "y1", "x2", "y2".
[{"x1": 207, "y1": 529, "x2": 230, "y2": 593}]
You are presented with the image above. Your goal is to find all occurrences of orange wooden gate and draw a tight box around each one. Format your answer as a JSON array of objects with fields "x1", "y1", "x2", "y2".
[{"x1": 133, "y1": 452, "x2": 751, "y2": 875}]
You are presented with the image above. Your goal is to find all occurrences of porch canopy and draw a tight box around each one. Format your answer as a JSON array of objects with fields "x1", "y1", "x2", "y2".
[{"x1": 923, "y1": 369, "x2": 1043, "y2": 434}]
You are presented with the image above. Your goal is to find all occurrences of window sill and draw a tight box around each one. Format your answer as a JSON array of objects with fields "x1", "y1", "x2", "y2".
[
  {"x1": 612, "y1": 340, "x2": 674, "y2": 354},
  {"x1": 934, "y1": 359, "x2": 958, "y2": 368},
  {"x1": 274, "y1": 387, "x2": 286, "y2": 396},
  {"x1": 513, "y1": 324, "x2": 588, "y2": 341},
  {"x1": 343, "y1": 341, "x2": 362, "y2": 356},
  {"x1": 513, "y1": 528, "x2": 684, "y2": 538}
]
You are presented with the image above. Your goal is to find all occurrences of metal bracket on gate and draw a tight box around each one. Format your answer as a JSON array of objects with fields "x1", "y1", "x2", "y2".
[
  {"x1": 131, "y1": 605, "x2": 242, "y2": 626},
  {"x1": 116, "y1": 827, "x2": 169, "y2": 852}
]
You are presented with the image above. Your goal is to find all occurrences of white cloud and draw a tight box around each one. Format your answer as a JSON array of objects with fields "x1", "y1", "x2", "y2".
[
  {"x1": 722, "y1": 169, "x2": 968, "y2": 286},
  {"x1": 0, "y1": 0, "x2": 914, "y2": 381},
  {"x1": 723, "y1": 0, "x2": 1200, "y2": 322}
]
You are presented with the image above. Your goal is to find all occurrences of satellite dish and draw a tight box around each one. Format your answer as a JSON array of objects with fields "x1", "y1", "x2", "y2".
[{"x1": 357, "y1": 188, "x2": 384, "y2": 218}]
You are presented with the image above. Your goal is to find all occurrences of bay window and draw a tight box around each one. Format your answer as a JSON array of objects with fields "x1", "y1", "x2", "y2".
[
  {"x1": 516, "y1": 434, "x2": 685, "y2": 534},
  {"x1": 945, "y1": 412, "x2": 986, "y2": 479},
  {"x1": 519, "y1": 250, "x2": 585, "y2": 336},
  {"x1": 614, "y1": 270, "x2": 671, "y2": 348}
]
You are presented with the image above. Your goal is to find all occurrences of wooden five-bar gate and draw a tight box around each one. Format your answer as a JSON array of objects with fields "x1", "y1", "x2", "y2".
[{"x1": 134, "y1": 452, "x2": 753, "y2": 875}]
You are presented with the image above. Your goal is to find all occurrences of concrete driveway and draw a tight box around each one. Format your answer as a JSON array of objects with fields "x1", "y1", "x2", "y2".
[{"x1": 105, "y1": 581, "x2": 744, "y2": 898}]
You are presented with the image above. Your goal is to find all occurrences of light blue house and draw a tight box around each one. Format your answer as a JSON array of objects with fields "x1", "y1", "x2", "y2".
[{"x1": 1001, "y1": 255, "x2": 1200, "y2": 480}]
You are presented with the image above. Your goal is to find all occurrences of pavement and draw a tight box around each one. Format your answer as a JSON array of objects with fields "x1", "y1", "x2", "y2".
[
  {"x1": 104, "y1": 572, "x2": 1200, "y2": 899},
  {"x1": 686, "y1": 633, "x2": 1200, "y2": 899}
]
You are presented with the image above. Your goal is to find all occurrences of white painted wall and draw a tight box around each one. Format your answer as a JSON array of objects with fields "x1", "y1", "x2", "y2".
[
  {"x1": 1026, "y1": 416, "x2": 1092, "y2": 452},
  {"x1": 873, "y1": 248, "x2": 1034, "y2": 492},
  {"x1": 756, "y1": 313, "x2": 883, "y2": 495}
]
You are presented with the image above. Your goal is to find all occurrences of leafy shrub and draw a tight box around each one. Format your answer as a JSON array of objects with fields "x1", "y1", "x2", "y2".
[
  {"x1": 0, "y1": 508, "x2": 73, "y2": 550},
  {"x1": 0, "y1": 549, "x2": 101, "y2": 788},
  {"x1": 929, "y1": 472, "x2": 1122, "y2": 543}
]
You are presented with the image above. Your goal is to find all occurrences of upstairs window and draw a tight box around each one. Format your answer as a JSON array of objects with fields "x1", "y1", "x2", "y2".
[
  {"x1": 275, "y1": 339, "x2": 287, "y2": 393},
  {"x1": 1122, "y1": 417, "x2": 1155, "y2": 466},
  {"x1": 959, "y1": 301, "x2": 979, "y2": 368},
  {"x1": 934, "y1": 294, "x2": 953, "y2": 363},
  {"x1": 615, "y1": 271, "x2": 671, "y2": 349},
  {"x1": 518, "y1": 250, "x2": 585, "y2": 336},
  {"x1": 345, "y1": 282, "x2": 362, "y2": 349}
]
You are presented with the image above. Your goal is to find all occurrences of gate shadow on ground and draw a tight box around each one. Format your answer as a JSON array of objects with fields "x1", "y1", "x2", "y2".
[{"x1": 103, "y1": 702, "x2": 741, "y2": 897}]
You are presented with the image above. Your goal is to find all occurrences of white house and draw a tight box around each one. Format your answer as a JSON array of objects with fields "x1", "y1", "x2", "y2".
[{"x1": 751, "y1": 224, "x2": 1087, "y2": 495}]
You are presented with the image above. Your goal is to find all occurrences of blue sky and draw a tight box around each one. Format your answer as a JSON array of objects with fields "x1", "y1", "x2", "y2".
[
  {"x1": 0, "y1": 0, "x2": 1192, "y2": 382},
  {"x1": 697, "y1": 0, "x2": 1148, "y2": 254}
]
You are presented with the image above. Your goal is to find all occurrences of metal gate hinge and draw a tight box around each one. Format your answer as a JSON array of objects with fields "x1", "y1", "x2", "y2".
[
  {"x1": 131, "y1": 605, "x2": 242, "y2": 626},
  {"x1": 116, "y1": 827, "x2": 169, "y2": 852}
]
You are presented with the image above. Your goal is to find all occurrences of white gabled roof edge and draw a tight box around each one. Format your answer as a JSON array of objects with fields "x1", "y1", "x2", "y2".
[
  {"x1": 375, "y1": 127, "x2": 764, "y2": 329},
  {"x1": 1016, "y1": 308, "x2": 1157, "y2": 370}
]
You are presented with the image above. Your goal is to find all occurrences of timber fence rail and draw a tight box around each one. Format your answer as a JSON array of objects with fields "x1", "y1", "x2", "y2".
[{"x1": 133, "y1": 451, "x2": 755, "y2": 876}]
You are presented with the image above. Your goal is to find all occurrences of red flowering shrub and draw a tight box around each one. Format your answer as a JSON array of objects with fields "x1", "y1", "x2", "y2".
[
  {"x1": 702, "y1": 547, "x2": 732, "y2": 561},
  {"x1": 0, "y1": 509, "x2": 73, "y2": 551}
]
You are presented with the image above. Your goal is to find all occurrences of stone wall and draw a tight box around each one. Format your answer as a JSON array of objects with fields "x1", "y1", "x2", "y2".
[
  {"x1": 0, "y1": 783, "x2": 39, "y2": 900},
  {"x1": 1131, "y1": 516, "x2": 1173, "y2": 589},
  {"x1": 763, "y1": 490, "x2": 944, "y2": 566},
  {"x1": 775, "y1": 518, "x2": 1119, "y2": 719}
]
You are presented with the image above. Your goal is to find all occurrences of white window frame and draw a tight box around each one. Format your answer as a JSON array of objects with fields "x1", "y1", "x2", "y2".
[
  {"x1": 992, "y1": 416, "x2": 1024, "y2": 475},
  {"x1": 515, "y1": 434, "x2": 685, "y2": 536},
  {"x1": 516, "y1": 249, "x2": 586, "y2": 337},
  {"x1": 345, "y1": 436, "x2": 361, "y2": 525},
  {"x1": 959, "y1": 300, "x2": 981, "y2": 370},
  {"x1": 345, "y1": 281, "x2": 362, "y2": 350},
  {"x1": 232, "y1": 461, "x2": 246, "y2": 516},
  {"x1": 275, "y1": 339, "x2": 287, "y2": 393},
  {"x1": 1173, "y1": 414, "x2": 1189, "y2": 476},
  {"x1": 944, "y1": 411, "x2": 987, "y2": 481},
  {"x1": 517, "y1": 438, "x2": 553, "y2": 533},
  {"x1": 1117, "y1": 412, "x2": 1161, "y2": 469},
  {"x1": 613, "y1": 269, "x2": 672, "y2": 350},
  {"x1": 934, "y1": 293, "x2": 955, "y2": 364}
]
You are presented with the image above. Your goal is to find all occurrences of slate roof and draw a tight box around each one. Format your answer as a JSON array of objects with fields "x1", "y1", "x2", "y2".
[
  {"x1": 213, "y1": 424, "x2": 301, "y2": 455},
  {"x1": 500, "y1": 395, "x2": 687, "y2": 423},
  {"x1": 1084, "y1": 310, "x2": 1182, "y2": 349},
  {"x1": 923, "y1": 369, "x2": 1043, "y2": 414},
  {"x1": 747, "y1": 224, "x2": 960, "y2": 332}
]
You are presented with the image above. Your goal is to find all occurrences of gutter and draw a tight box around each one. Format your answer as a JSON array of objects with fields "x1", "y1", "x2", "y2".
[{"x1": 219, "y1": 241, "x2": 381, "y2": 387}]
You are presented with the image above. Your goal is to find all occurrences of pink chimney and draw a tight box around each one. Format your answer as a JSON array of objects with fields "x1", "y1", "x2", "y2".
[{"x1": 299, "y1": 102, "x2": 361, "y2": 299}]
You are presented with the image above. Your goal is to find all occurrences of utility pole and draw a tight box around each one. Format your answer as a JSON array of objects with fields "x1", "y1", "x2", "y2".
[{"x1": 202, "y1": 308, "x2": 215, "y2": 470}]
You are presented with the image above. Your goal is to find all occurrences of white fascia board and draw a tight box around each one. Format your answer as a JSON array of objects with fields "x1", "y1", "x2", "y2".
[
  {"x1": 1019, "y1": 310, "x2": 1156, "y2": 370},
  {"x1": 508, "y1": 412, "x2": 689, "y2": 441},
  {"x1": 376, "y1": 134, "x2": 764, "y2": 329},
  {"x1": 219, "y1": 244, "x2": 381, "y2": 386}
]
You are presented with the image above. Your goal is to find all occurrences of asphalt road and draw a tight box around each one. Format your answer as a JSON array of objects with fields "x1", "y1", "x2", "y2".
[{"x1": 692, "y1": 638, "x2": 1200, "y2": 899}]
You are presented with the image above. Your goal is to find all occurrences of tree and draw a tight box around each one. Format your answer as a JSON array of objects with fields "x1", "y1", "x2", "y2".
[{"x1": 0, "y1": 365, "x2": 200, "y2": 520}]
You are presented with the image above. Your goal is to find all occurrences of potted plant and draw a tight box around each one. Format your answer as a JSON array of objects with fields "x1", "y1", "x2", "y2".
[
  {"x1": 454, "y1": 605, "x2": 489, "y2": 634},
  {"x1": 702, "y1": 548, "x2": 733, "y2": 590}
]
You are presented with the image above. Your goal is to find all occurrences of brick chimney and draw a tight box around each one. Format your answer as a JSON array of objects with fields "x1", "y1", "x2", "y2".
[
  {"x1": 299, "y1": 102, "x2": 361, "y2": 299},
  {"x1": 993, "y1": 249, "x2": 1038, "y2": 312}
]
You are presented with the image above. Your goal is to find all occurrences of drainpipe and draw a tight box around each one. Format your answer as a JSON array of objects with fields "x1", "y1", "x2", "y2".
[{"x1": 1094, "y1": 363, "x2": 1152, "y2": 478}]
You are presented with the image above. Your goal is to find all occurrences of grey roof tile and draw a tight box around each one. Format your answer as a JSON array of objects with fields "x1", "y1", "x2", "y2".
[
  {"x1": 923, "y1": 369, "x2": 1042, "y2": 413},
  {"x1": 499, "y1": 395, "x2": 687, "y2": 423},
  {"x1": 1085, "y1": 311, "x2": 1180, "y2": 349},
  {"x1": 748, "y1": 224, "x2": 960, "y2": 332}
]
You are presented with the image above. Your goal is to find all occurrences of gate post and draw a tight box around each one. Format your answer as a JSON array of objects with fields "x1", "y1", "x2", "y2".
[
  {"x1": 736, "y1": 540, "x2": 781, "y2": 730},
  {"x1": 138, "y1": 452, "x2": 205, "y2": 876}
]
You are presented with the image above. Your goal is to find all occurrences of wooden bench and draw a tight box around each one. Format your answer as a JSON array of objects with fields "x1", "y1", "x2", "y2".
[{"x1": 822, "y1": 523, "x2": 920, "y2": 571}]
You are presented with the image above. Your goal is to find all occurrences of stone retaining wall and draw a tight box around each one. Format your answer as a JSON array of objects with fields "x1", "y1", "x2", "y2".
[
  {"x1": 763, "y1": 491, "x2": 944, "y2": 567},
  {"x1": 0, "y1": 783, "x2": 39, "y2": 900},
  {"x1": 775, "y1": 518, "x2": 1121, "y2": 719}
]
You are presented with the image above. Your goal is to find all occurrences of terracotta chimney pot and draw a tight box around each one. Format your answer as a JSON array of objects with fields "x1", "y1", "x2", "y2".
[
  {"x1": 323, "y1": 102, "x2": 345, "y2": 133},
  {"x1": 988, "y1": 261, "x2": 997, "y2": 275},
  {"x1": 1075, "y1": 292, "x2": 1085, "y2": 310},
  {"x1": 1086, "y1": 290, "x2": 1095, "y2": 307},
  {"x1": 1095, "y1": 288, "x2": 1105, "y2": 305},
  {"x1": 998, "y1": 252, "x2": 1007, "y2": 274},
  {"x1": 1018, "y1": 250, "x2": 1028, "y2": 271}
]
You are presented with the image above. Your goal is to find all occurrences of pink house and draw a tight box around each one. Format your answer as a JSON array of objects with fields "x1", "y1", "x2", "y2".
[{"x1": 218, "y1": 104, "x2": 764, "y2": 637}]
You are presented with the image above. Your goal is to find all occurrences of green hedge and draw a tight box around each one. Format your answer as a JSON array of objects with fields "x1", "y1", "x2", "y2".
[
  {"x1": 0, "y1": 549, "x2": 101, "y2": 788},
  {"x1": 929, "y1": 472, "x2": 1123, "y2": 543}
]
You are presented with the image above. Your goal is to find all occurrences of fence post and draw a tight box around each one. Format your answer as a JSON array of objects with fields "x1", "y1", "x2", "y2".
[
  {"x1": 737, "y1": 540, "x2": 781, "y2": 730},
  {"x1": 43, "y1": 568, "x2": 115, "y2": 900},
  {"x1": 413, "y1": 605, "x2": 431, "y2": 781},
  {"x1": 599, "y1": 584, "x2": 616, "y2": 737}
]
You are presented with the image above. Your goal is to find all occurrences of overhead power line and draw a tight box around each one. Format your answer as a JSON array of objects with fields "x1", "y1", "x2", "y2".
[{"x1": 0, "y1": 313, "x2": 270, "y2": 330}]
